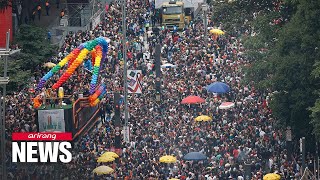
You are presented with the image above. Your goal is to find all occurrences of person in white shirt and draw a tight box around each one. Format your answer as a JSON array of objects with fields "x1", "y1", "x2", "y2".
[
  {"x1": 268, "y1": 157, "x2": 274, "y2": 170},
  {"x1": 260, "y1": 129, "x2": 266, "y2": 137}
]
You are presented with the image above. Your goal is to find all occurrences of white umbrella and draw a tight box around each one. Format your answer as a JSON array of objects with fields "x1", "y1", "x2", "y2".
[
  {"x1": 219, "y1": 102, "x2": 235, "y2": 109},
  {"x1": 161, "y1": 63, "x2": 177, "y2": 68}
]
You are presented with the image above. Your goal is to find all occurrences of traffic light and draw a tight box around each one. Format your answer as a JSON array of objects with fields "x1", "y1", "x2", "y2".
[
  {"x1": 155, "y1": 78, "x2": 161, "y2": 102},
  {"x1": 244, "y1": 160, "x2": 252, "y2": 180},
  {"x1": 156, "y1": 91, "x2": 160, "y2": 102},
  {"x1": 114, "y1": 93, "x2": 121, "y2": 127},
  {"x1": 155, "y1": 79, "x2": 161, "y2": 91},
  {"x1": 113, "y1": 93, "x2": 121, "y2": 149},
  {"x1": 114, "y1": 134, "x2": 121, "y2": 149},
  {"x1": 155, "y1": 44, "x2": 161, "y2": 103},
  {"x1": 155, "y1": 44, "x2": 161, "y2": 77}
]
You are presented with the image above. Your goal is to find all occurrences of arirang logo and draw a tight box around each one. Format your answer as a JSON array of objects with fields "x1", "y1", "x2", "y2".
[
  {"x1": 26, "y1": 132, "x2": 57, "y2": 140},
  {"x1": 12, "y1": 132, "x2": 73, "y2": 163}
]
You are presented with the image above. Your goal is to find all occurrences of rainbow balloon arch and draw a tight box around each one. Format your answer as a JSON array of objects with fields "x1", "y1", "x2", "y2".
[{"x1": 33, "y1": 37, "x2": 109, "y2": 108}]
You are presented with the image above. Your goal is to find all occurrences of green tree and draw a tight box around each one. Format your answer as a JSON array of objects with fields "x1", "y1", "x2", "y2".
[
  {"x1": 2, "y1": 24, "x2": 57, "y2": 91},
  {"x1": 245, "y1": 0, "x2": 320, "y2": 144},
  {"x1": 310, "y1": 61, "x2": 320, "y2": 139},
  {"x1": 211, "y1": 2, "x2": 247, "y2": 32},
  {"x1": 3, "y1": 55, "x2": 32, "y2": 91},
  {"x1": 15, "y1": 24, "x2": 57, "y2": 72}
]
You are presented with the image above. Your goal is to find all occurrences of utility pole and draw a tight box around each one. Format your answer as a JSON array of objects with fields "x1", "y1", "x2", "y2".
[
  {"x1": 122, "y1": 0, "x2": 129, "y2": 142},
  {"x1": 202, "y1": 3, "x2": 208, "y2": 47},
  {"x1": 286, "y1": 126, "x2": 292, "y2": 161},
  {"x1": 114, "y1": 93, "x2": 121, "y2": 148},
  {"x1": 1, "y1": 30, "x2": 20, "y2": 180},
  {"x1": 155, "y1": 44, "x2": 161, "y2": 103},
  {"x1": 244, "y1": 159, "x2": 252, "y2": 180},
  {"x1": 0, "y1": 30, "x2": 10, "y2": 180},
  {"x1": 301, "y1": 137, "x2": 306, "y2": 172},
  {"x1": 317, "y1": 141, "x2": 319, "y2": 179}
]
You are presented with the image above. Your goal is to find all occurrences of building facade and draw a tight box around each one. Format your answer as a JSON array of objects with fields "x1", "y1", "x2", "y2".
[{"x1": 0, "y1": 6, "x2": 13, "y2": 48}]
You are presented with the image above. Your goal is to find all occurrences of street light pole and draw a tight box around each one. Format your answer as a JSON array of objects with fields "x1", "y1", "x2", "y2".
[
  {"x1": 317, "y1": 141, "x2": 319, "y2": 179},
  {"x1": 202, "y1": 3, "x2": 208, "y2": 46},
  {"x1": 0, "y1": 30, "x2": 20, "y2": 180},
  {"x1": 301, "y1": 137, "x2": 306, "y2": 172},
  {"x1": 286, "y1": 126, "x2": 292, "y2": 161},
  {"x1": 122, "y1": 0, "x2": 129, "y2": 133},
  {"x1": 0, "y1": 30, "x2": 10, "y2": 180}
]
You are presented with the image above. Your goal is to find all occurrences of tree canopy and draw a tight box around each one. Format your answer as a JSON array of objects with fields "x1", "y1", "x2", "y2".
[
  {"x1": 242, "y1": 0, "x2": 320, "y2": 146},
  {"x1": 2, "y1": 24, "x2": 57, "y2": 91},
  {"x1": 15, "y1": 24, "x2": 57, "y2": 69}
]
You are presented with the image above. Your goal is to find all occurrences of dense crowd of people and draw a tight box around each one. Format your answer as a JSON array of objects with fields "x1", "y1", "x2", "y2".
[{"x1": 3, "y1": 0, "x2": 315, "y2": 179}]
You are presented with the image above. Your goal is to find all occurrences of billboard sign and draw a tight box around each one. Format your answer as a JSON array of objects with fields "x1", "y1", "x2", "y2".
[
  {"x1": 123, "y1": 126, "x2": 130, "y2": 143},
  {"x1": 127, "y1": 70, "x2": 142, "y2": 94},
  {"x1": 38, "y1": 109, "x2": 65, "y2": 132}
]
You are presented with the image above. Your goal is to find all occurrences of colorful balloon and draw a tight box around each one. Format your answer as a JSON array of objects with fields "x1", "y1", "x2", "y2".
[
  {"x1": 88, "y1": 84, "x2": 107, "y2": 105},
  {"x1": 34, "y1": 37, "x2": 109, "y2": 108}
]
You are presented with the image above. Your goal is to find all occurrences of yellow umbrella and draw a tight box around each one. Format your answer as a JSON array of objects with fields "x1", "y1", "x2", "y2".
[
  {"x1": 159, "y1": 155, "x2": 177, "y2": 163},
  {"x1": 169, "y1": 178, "x2": 180, "y2": 180},
  {"x1": 100, "y1": 152, "x2": 119, "y2": 158},
  {"x1": 92, "y1": 165, "x2": 114, "y2": 175},
  {"x1": 43, "y1": 62, "x2": 56, "y2": 68},
  {"x1": 195, "y1": 115, "x2": 212, "y2": 122},
  {"x1": 97, "y1": 156, "x2": 115, "y2": 163},
  {"x1": 263, "y1": 173, "x2": 281, "y2": 180},
  {"x1": 209, "y1": 29, "x2": 225, "y2": 35}
]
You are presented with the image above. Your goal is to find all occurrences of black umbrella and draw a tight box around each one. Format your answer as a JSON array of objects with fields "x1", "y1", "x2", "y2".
[{"x1": 183, "y1": 152, "x2": 207, "y2": 161}]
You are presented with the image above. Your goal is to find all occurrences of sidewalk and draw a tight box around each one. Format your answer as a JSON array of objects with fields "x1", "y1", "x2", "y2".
[
  {"x1": 22, "y1": 0, "x2": 66, "y2": 28},
  {"x1": 34, "y1": 0, "x2": 67, "y2": 28}
]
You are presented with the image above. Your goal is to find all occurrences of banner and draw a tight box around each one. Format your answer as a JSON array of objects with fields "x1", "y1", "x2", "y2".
[
  {"x1": 91, "y1": 13, "x2": 101, "y2": 29},
  {"x1": 127, "y1": 70, "x2": 142, "y2": 94},
  {"x1": 38, "y1": 109, "x2": 65, "y2": 132},
  {"x1": 123, "y1": 126, "x2": 130, "y2": 143}
]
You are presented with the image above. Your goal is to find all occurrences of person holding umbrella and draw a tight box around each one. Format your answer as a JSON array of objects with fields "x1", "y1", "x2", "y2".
[{"x1": 206, "y1": 81, "x2": 230, "y2": 94}]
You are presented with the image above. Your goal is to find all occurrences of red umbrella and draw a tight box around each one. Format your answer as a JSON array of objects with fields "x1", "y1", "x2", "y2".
[{"x1": 181, "y1": 96, "x2": 205, "y2": 104}]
